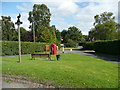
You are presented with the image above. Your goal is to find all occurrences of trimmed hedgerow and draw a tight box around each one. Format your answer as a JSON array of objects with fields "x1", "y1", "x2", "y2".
[
  {"x1": 82, "y1": 40, "x2": 120, "y2": 55},
  {"x1": 94, "y1": 40, "x2": 120, "y2": 55},
  {"x1": 82, "y1": 42, "x2": 94, "y2": 50},
  {"x1": 1, "y1": 41, "x2": 46, "y2": 56}
]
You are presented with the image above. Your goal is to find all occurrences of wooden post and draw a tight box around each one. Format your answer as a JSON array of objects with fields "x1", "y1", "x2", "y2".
[{"x1": 18, "y1": 24, "x2": 21, "y2": 63}]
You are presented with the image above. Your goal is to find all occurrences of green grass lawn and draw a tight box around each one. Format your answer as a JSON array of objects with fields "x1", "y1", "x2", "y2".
[{"x1": 2, "y1": 53, "x2": 118, "y2": 88}]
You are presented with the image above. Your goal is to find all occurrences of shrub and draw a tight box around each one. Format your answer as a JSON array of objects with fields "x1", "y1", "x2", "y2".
[
  {"x1": 65, "y1": 39, "x2": 77, "y2": 47},
  {"x1": 94, "y1": 40, "x2": 120, "y2": 55},
  {"x1": 82, "y1": 42, "x2": 94, "y2": 50},
  {"x1": 1, "y1": 41, "x2": 46, "y2": 55}
]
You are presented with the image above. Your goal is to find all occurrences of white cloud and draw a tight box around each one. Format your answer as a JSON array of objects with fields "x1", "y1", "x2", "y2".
[
  {"x1": 57, "y1": 1, "x2": 80, "y2": 16},
  {"x1": 20, "y1": 13, "x2": 30, "y2": 30},
  {"x1": 32, "y1": 0, "x2": 119, "y2": 35},
  {"x1": 16, "y1": 5, "x2": 27, "y2": 11},
  {"x1": 2, "y1": 0, "x2": 119, "y2": 35},
  {"x1": 64, "y1": 0, "x2": 118, "y2": 35}
]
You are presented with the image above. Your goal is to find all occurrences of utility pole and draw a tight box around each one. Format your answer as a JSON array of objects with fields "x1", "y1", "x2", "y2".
[{"x1": 15, "y1": 14, "x2": 22, "y2": 63}]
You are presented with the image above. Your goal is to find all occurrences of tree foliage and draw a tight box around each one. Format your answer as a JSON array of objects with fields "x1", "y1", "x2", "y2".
[
  {"x1": 89, "y1": 12, "x2": 118, "y2": 40},
  {"x1": 1, "y1": 16, "x2": 18, "y2": 41},
  {"x1": 67, "y1": 26, "x2": 83, "y2": 43},
  {"x1": 93, "y1": 12, "x2": 115, "y2": 25},
  {"x1": 61, "y1": 26, "x2": 83, "y2": 47},
  {"x1": 1, "y1": 16, "x2": 34, "y2": 42},
  {"x1": 50, "y1": 25, "x2": 61, "y2": 43},
  {"x1": 28, "y1": 4, "x2": 58, "y2": 43},
  {"x1": 28, "y1": 4, "x2": 51, "y2": 27},
  {"x1": 20, "y1": 27, "x2": 30, "y2": 41},
  {"x1": 40, "y1": 27, "x2": 51, "y2": 42}
]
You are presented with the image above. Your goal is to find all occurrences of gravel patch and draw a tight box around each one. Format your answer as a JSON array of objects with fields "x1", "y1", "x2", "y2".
[{"x1": 2, "y1": 74, "x2": 55, "y2": 88}]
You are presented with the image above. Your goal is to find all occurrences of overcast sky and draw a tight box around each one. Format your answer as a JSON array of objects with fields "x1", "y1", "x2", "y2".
[{"x1": 1, "y1": 0, "x2": 119, "y2": 35}]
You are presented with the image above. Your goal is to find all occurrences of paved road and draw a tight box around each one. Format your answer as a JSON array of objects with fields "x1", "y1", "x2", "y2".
[{"x1": 59, "y1": 49, "x2": 120, "y2": 64}]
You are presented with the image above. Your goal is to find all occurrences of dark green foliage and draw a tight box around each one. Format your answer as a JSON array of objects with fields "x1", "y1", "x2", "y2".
[
  {"x1": 83, "y1": 42, "x2": 94, "y2": 50},
  {"x1": 2, "y1": 41, "x2": 46, "y2": 55},
  {"x1": 83, "y1": 40, "x2": 120, "y2": 55},
  {"x1": 94, "y1": 40, "x2": 120, "y2": 55},
  {"x1": 65, "y1": 39, "x2": 77, "y2": 47},
  {"x1": 1, "y1": 16, "x2": 18, "y2": 41},
  {"x1": 61, "y1": 26, "x2": 83, "y2": 47},
  {"x1": 20, "y1": 27, "x2": 29, "y2": 41},
  {"x1": 67, "y1": 26, "x2": 83, "y2": 43},
  {"x1": 55, "y1": 29, "x2": 61, "y2": 42}
]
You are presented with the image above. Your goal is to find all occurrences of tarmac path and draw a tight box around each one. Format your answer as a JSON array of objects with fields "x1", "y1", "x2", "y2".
[{"x1": 59, "y1": 49, "x2": 120, "y2": 64}]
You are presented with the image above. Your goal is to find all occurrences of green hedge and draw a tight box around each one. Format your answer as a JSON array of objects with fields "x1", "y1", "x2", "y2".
[
  {"x1": 1, "y1": 41, "x2": 46, "y2": 56},
  {"x1": 83, "y1": 40, "x2": 120, "y2": 55},
  {"x1": 82, "y1": 42, "x2": 94, "y2": 50},
  {"x1": 94, "y1": 40, "x2": 120, "y2": 55}
]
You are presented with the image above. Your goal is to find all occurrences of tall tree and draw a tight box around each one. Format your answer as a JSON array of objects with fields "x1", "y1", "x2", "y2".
[{"x1": 28, "y1": 4, "x2": 51, "y2": 42}]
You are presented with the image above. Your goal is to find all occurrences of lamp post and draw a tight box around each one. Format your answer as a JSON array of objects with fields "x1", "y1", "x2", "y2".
[{"x1": 15, "y1": 14, "x2": 22, "y2": 63}]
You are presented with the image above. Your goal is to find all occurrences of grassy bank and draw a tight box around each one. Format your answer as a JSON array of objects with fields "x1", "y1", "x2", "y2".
[{"x1": 2, "y1": 53, "x2": 118, "y2": 88}]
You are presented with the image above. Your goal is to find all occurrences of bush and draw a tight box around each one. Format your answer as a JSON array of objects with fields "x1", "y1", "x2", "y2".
[
  {"x1": 94, "y1": 40, "x2": 120, "y2": 55},
  {"x1": 65, "y1": 39, "x2": 77, "y2": 47},
  {"x1": 2, "y1": 41, "x2": 46, "y2": 55},
  {"x1": 82, "y1": 42, "x2": 94, "y2": 50}
]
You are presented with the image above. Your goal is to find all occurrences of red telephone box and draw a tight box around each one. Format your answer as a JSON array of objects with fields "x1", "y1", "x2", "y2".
[{"x1": 51, "y1": 44, "x2": 57, "y2": 55}]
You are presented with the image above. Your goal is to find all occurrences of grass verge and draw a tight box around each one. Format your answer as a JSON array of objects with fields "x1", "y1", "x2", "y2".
[{"x1": 2, "y1": 53, "x2": 118, "y2": 88}]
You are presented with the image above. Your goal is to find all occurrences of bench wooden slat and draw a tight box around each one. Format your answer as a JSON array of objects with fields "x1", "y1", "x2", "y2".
[{"x1": 31, "y1": 53, "x2": 51, "y2": 60}]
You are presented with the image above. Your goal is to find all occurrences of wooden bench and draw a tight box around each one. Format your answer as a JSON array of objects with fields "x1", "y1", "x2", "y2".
[{"x1": 31, "y1": 53, "x2": 51, "y2": 60}]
